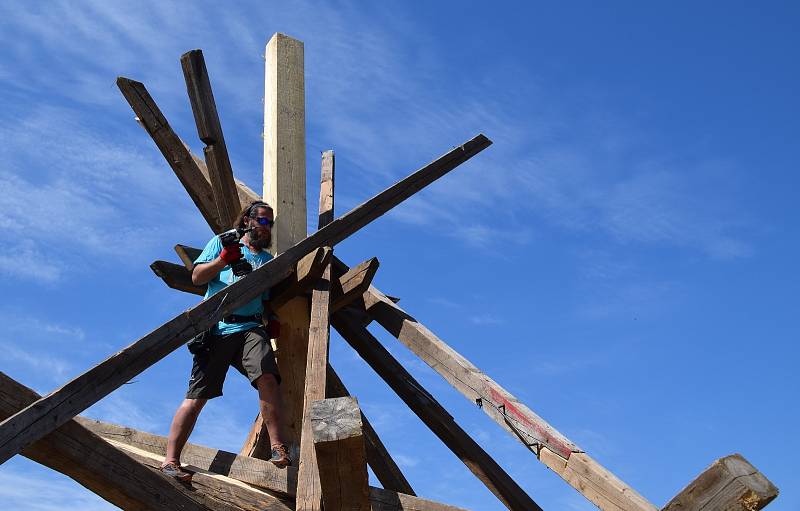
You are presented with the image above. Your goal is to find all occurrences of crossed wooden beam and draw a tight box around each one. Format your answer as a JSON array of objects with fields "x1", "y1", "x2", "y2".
[{"x1": 0, "y1": 40, "x2": 779, "y2": 511}]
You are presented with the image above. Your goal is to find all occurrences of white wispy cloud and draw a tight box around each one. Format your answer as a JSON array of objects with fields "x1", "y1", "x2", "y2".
[
  {"x1": 0, "y1": 468, "x2": 115, "y2": 511},
  {"x1": 471, "y1": 313, "x2": 505, "y2": 326}
]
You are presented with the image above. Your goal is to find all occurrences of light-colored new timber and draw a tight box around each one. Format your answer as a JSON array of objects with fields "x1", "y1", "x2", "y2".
[
  {"x1": 311, "y1": 397, "x2": 371, "y2": 511},
  {"x1": 661, "y1": 454, "x2": 777, "y2": 511}
]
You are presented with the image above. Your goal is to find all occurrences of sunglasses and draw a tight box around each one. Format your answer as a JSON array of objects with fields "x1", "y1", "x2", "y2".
[{"x1": 254, "y1": 217, "x2": 274, "y2": 227}]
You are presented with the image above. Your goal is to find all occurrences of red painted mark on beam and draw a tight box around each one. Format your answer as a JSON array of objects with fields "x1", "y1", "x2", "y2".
[{"x1": 488, "y1": 387, "x2": 574, "y2": 459}]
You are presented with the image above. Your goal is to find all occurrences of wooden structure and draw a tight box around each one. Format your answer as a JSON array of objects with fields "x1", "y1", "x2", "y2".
[{"x1": 0, "y1": 33, "x2": 779, "y2": 511}]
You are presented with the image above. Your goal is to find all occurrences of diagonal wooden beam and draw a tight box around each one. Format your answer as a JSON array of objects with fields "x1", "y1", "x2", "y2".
[
  {"x1": 181, "y1": 49, "x2": 242, "y2": 228},
  {"x1": 117, "y1": 77, "x2": 227, "y2": 233},
  {"x1": 0, "y1": 133, "x2": 491, "y2": 466},
  {"x1": 330, "y1": 256, "x2": 379, "y2": 313},
  {"x1": 151, "y1": 260, "x2": 207, "y2": 296},
  {"x1": 331, "y1": 310, "x2": 542, "y2": 511},
  {"x1": 360, "y1": 285, "x2": 658, "y2": 511},
  {"x1": 0, "y1": 373, "x2": 213, "y2": 511},
  {"x1": 326, "y1": 365, "x2": 416, "y2": 496},
  {"x1": 297, "y1": 150, "x2": 335, "y2": 511},
  {"x1": 82, "y1": 417, "x2": 465, "y2": 511}
]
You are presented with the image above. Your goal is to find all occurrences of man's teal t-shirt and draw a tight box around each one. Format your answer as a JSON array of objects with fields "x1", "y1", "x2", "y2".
[{"x1": 194, "y1": 236, "x2": 273, "y2": 335}]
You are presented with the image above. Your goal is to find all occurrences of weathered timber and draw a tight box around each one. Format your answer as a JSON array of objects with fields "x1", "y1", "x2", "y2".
[
  {"x1": 175, "y1": 244, "x2": 202, "y2": 269},
  {"x1": 151, "y1": 260, "x2": 207, "y2": 296},
  {"x1": 326, "y1": 365, "x2": 415, "y2": 496},
  {"x1": 361, "y1": 285, "x2": 658, "y2": 511},
  {"x1": 269, "y1": 247, "x2": 332, "y2": 310},
  {"x1": 181, "y1": 49, "x2": 241, "y2": 227},
  {"x1": 311, "y1": 397, "x2": 371, "y2": 511},
  {"x1": 0, "y1": 133, "x2": 491, "y2": 465},
  {"x1": 77, "y1": 417, "x2": 296, "y2": 497},
  {"x1": 297, "y1": 150, "x2": 335, "y2": 511},
  {"x1": 330, "y1": 256, "x2": 380, "y2": 313},
  {"x1": 106, "y1": 438, "x2": 294, "y2": 511},
  {"x1": 82, "y1": 417, "x2": 458, "y2": 511},
  {"x1": 0, "y1": 373, "x2": 209, "y2": 511},
  {"x1": 117, "y1": 77, "x2": 226, "y2": 233},
  {"x1": 332, "y1": 311, "x2": 542, "y2": 511},
  {"x1": 662, "y1": 454, "x2": 778, "y2": 511}
]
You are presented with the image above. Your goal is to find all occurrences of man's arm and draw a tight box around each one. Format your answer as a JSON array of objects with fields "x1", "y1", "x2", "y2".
[{"x1": 191, "y1": 257, "x2": 228, "y2": 286}]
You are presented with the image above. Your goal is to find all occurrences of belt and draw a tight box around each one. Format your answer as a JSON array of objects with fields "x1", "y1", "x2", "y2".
[{"x1": 223, "y1": 313, "x2": 262, "y2": 324}]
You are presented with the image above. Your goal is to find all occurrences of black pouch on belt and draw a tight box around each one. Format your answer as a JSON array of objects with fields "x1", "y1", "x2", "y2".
[{"x1": 187, "y1": 330, "x2": 214, "y2": 355}]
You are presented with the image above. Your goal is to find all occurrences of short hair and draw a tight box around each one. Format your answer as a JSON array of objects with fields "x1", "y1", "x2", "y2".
[{"x1": 234, "y1": 200, "x2": 273, "y2": 229}]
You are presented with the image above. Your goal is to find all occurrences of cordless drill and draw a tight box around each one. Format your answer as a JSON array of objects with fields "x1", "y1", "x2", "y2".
[{"x1": 218, "y1": 227, "x2": 254, "y2": 277}]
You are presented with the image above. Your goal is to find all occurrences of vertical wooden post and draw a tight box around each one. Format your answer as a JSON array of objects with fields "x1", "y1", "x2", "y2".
[
  {"x1": 296, "y1": 151, "x2": 334, "y2": 510},
  {"x1": 242, "y1": 32, "x2": 309, "y2": 459}
]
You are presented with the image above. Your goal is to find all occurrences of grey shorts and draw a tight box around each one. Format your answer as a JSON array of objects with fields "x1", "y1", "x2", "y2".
[{"x1": 186, "y1": 326, "x2": 280, "y2": 399}]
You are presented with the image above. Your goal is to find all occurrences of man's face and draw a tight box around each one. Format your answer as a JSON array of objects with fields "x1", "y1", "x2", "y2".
[{"x1": 246, "y1": 207, "x2": 273, "y2": 249}]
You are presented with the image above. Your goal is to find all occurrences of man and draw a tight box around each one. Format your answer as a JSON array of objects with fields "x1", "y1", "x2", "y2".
[{"x1": 160, "y1": 200, "x2": 290, "y2": 482}]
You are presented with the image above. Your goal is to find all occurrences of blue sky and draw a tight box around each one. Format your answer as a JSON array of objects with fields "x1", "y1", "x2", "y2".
[{"x1": 1, "y1": 1, "x2": 798, "y2": 509}]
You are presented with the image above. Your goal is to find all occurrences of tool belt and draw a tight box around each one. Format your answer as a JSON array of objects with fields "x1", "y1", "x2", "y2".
[{"x1": 223, "y1": 313, "x2": 263, "y2": 324}]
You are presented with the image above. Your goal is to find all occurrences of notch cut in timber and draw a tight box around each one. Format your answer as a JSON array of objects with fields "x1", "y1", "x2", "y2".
[{"x1": 0, "y1": 133, "x2": 491, "y2": 466}]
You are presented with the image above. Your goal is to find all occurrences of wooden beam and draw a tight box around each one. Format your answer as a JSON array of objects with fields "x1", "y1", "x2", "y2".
[
  {"x1": 0, "y1": 133, "x2": 491, "y2": 466},
  {"x1": 150, "y1": 260, "x2": 207, "y2": 296},
  {"x1": 297, "y1": 151, "x2": 335, "y2": 510},
  {"x1": 77, "y1": 417, "x2": 296, "y2": 498},
  {"x1": 311, "y1": 397, "x2": 371, "y2": 511},
  {"x1": 330, "y1": 256, "x2": 380, "y2": 313},
  {"x1": 117, "y1": 77, "x2": 227, "y2": 233},
  {"x1": 331, "y1": 311, "x2": 542, "y2": 511},
  {"x1": 360, "y1": 286, "x2": 658, "y2": 511},
  {"x1": 269, "y1": 247, "x2": 332, "y2": 310},
  {"x1": 0, "y1": 373, "x2": 212, "y2": 511},
  {"x1": 175, "y1": 243, "x2": 201, "y2": 270},
  {"x1": 105, "y1": 438, "x2": 294, "y2": 511},
  {"x1": 326, "y1": 365, "x2": 416, "y2": 496},
  {"x1": 82, "y1": 417, "x2": 461, "y2": 511},
  {"x1": 662, "y1": 454, "x2": 778, "y2": 511},
  {"x1": 181, "y1": 49, "x2": 242, "y2": 228}
]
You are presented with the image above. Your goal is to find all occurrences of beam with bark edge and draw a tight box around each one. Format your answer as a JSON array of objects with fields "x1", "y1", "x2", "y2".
[
  {"x1": 117, "y1": 77, "x2": 226, "y2": 233},
  {"x1": 181, "y1": 50, "x2": 242, "y2": 228},
  {"x1": 0, "y1": 133, "x2": 491, "y2": 466},
  {"x1": 661, "y1": 454, "x2": 777, "y2": 511},
  {"x1": 80, "y1": 417, "x2": 463, "y2": 511},
  {"x1": 361, "y1": 285, "x2": 658, "y2": 511},
  {"x1": 297, "y1": 150, "x2": 335, "y2": 511},
  {"x1": 0, "y1": 373, "x2": 213, "y2": 511},
  {"x1": 311, "y1": 397, "x2": 371, "y2": 511},
  {"x1": 331, "y1": 311, "x2": 542, "y2": 511},
  {"x1": 326, "y1": 364, "x2": 415, "y2": 496}
]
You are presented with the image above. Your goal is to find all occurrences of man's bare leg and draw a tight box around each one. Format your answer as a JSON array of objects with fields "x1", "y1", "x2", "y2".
[
  {"x1": 165, "y1": 398, "x2": 206, "y2": 466},
  {"x1": 255, "y1": 374, "x2": 289, "y2": 465}
]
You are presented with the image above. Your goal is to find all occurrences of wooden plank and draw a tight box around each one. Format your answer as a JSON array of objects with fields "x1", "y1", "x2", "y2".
[
  {"x1": 310, "y1": 397, "x2": 371, "y2": 511},
  {"x1": 326, "y1": 365, "x2": 416, "y2": 496},
  {"x1": 77, "y1": 417, "x2": 296, "y2": 498},
  {"x1": 117, "y1": 77, "x2": 227, "y2": 233},
  {"x1": 105, "y1": 438, "x2": 294, "y2": 511},
  {"x1": 363, "y1": 286, "x2": 658, "y2": 511},
  {"x1": 175, "y1": 244, "x2": 201, "y2": 270},
  {"x1": 269, "y1": 247, "x2": 332, "y2": 310},
  {"x1": 296, "y1": 151, "x2": 335, "y2": 510},
  {"x1": 0, "y1": 373, "x2": 211, "y2": 511},
  {"x1": 661, "y1": 454, "x2": 778, "y2": 511},
  {"x1": 181, "y1": 49, "x2": 241, "y2": 228},
  {"x1": 330, "y1": 256, "x2": 380, "y2": 313},
  {"x1": 82, "y1": 416, "x2": 459, "y2": 511},
  {"x1": 151, "y1": 260, "x2": 207, "y2": 296},
  {"x1": 331, "y1": 311, "x2": 542, "y2": 511},
  {"x1": 264, "y1": 33, "x2": 307, "y2": 253},
  {"x1": 0, "y1": 133, "x2": 491, "y2": 465}
]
